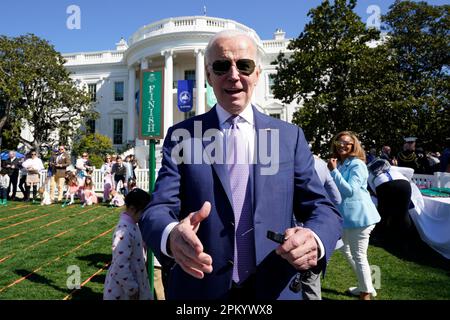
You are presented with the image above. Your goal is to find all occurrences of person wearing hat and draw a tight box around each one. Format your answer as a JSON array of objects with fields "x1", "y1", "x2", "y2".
[{"x1": 397, "y1": 137, "x2": 419, "y2": 171}]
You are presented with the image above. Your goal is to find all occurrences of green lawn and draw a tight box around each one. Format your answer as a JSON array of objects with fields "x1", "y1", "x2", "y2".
[
  {"x1": 0, "y1": 201, "x2": 449, "y2": 300},
  {"x1": 322, "y1": 243, "x2": 450, "y2": 300}
]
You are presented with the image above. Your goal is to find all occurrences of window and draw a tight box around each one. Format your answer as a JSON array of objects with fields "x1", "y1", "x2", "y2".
[
  {"x1": 268, "y1": 74, "x2": 276, "y2": 95},
  {"x1": 113, "y1": 119, "x2": 123, "y2": 145},
  {"x1": 184, "y1": 70, "x2": 196, "y2": 87},
  {"x1": 114, "y1": 81, "x2": 124, "y2": 101},
  {"x1": 88, "y1": 84, "x2": 97, "y2": 102},
  {"x1": 86, "y1": 119, "x2": 95, "y2": 134},
  {"x1": 269, "y1": 113, "x2": 281, "y2": 119}
]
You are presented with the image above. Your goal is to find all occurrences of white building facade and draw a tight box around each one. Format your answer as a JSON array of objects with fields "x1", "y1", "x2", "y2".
[{"x1": 63, "y1": 16, "x2": 299, "y2": 156}]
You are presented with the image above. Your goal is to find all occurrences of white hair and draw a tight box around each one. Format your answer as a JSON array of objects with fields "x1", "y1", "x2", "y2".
[{"x1": 205, "y1": 29, "x2": 261, "y2": 67}]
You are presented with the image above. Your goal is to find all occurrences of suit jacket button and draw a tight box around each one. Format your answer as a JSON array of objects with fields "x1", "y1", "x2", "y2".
[
  {"x1": 230, "y1": 222, "x2": 235, "y2": 227},
  {"x1": 227, "y1": 260, "x2": 234, "y2": 266}
]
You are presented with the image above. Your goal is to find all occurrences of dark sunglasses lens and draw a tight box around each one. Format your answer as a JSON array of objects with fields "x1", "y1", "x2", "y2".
[
  {"x1": 212, "y1": 60, "x2": 231, "y2": 75},
  {"x1": 236, "y1": 59, "x2": 255, "y2": 75}
]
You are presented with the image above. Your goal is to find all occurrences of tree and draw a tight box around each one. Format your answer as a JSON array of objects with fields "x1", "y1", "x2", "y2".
[
  {"x1": 0, "y1": 34, "x2": 96, "y2": 153},
  {"x1": 0, "y1": 35, "x2": 28, "y2": 149},
  {"x1": 72, "y1": 133, "x2": 115, "y2": 168},
  {"x1": 382, "y1": 0, "x2": 450, "y2": 152},
  {"x1": 272, "y1": 0, "x2": 383, "y2": 155}
]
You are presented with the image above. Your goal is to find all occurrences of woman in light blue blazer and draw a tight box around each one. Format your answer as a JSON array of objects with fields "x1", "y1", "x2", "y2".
[{"x1": 328, "y1": 131, "x2": 380, "y2": 300}]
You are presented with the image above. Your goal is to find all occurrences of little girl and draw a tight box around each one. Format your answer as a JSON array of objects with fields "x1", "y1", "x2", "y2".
[
  {"x1": 100, "y1": 155, "x2": 113, "y2": 202},
  {"x1": 62, "y1": 171, "x2": 79, "y2": 207},
  {"x1": 103, "y1": 188, "x2": 152, "y2": 300},
  {"x1": 109, "y1": 189, "x2": 125, "y2": 207},
  {"x1": 82, "y1": 176, "x2": 98, "y2": 207}
]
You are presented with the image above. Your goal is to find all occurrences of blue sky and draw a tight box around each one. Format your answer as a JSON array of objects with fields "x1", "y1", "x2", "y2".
[{"x1": 0, "y1": 0, "x2": 448, "y2": 53}]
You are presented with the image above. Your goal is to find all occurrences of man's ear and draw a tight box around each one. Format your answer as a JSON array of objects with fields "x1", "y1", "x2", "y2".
[{"x1": 206, "y1": 67, "x2": 213, "y2": 86}]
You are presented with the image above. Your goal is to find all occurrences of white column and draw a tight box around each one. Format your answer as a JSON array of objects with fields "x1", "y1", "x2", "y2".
[
  {"x1": 127, "y1": 67, "x2": 136, "y2": 142},
  {"x1": 162, "y1": 50, "x2": 173, "y2": 138},
  {"x1": 195, "y1": 48, "x2": 206, "y2": 115}
]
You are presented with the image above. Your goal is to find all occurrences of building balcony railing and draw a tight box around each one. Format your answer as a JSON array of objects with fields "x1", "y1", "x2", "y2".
[
  {"x1": 63, "y1": 51, "x2": 124, "y2": 66},
  {"x1": 128, "y1": 16, "x2": 261, "y2": 46}
]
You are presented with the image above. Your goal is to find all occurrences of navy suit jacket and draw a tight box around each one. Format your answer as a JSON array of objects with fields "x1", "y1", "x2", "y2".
[{"x1": 140, "y1": 106, "x2": 342, "y2": 300}]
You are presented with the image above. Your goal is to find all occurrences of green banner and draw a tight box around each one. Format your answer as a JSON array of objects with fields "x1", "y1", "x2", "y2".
[
  {"x1": 140, "y1": 70, "x2": 163, "y2": 139},
  {"x1": 206, "y1": 82, "x2": 217, "y2": 108}
]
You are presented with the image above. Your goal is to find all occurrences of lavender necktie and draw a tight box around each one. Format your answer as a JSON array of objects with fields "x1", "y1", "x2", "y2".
[{"x1": 227, "y1": 115, "x2": 256, "y2": 284}]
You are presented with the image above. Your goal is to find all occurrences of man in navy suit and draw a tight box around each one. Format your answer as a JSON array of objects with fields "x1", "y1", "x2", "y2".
[{"x1": 139, "y1": 30, "x2": 342, "y2": 300}]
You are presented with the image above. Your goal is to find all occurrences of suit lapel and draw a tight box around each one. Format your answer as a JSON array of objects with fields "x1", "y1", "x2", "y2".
[
  {"x1": 201, "y1": 107, "x2": 234, "y2": 207},
  {"x1": 253, "y1": 106, "x2": 272, "y2": 213}
]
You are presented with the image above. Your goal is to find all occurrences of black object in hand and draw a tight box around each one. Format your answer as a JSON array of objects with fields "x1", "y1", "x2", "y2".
[{"x1": 266, "y1": 230, "x2": 285, "y2": 244}]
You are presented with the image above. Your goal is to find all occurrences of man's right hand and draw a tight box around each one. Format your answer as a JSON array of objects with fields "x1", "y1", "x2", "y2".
[{"x1": 168, "y1": 201, "x2": 213, "y2": 279}]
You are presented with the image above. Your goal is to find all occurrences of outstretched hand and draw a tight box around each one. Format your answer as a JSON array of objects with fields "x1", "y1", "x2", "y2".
[{"x1": 169, "y1": 201, "x2": 213, "y2": 279}]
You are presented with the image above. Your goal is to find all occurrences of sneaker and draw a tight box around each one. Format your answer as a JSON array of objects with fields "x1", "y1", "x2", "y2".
[{"x1": 348, "y1": 287, "x2": 377, "y2": 297}]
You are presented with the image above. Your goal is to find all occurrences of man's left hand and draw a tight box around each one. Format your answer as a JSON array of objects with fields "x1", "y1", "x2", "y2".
[{"x1": 275, "y1": 227, "x2": 318, "y2": 271}]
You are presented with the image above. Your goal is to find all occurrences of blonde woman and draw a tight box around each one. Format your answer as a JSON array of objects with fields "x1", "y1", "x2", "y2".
[{"x1": 328, "y1": 131, "x2": 380, "y2": 300}]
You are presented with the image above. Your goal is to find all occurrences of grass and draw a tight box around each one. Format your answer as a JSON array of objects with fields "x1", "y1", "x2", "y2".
[
  {"x1": 0, "y1": 201, "x2": 449, "y2": 300},
  {"x1": 322, "y1": 231, "x2": 450, "y2": 300},
  {"x1": 0, "y1": 201, "x2": 120, "y2": 300}
]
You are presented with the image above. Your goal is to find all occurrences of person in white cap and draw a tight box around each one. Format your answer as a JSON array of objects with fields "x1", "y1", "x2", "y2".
[{"x1": 397, "y1": 137, "x2": 419, "y2": 171}]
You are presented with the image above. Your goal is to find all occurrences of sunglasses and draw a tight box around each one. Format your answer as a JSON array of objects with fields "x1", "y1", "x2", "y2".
[
  {"x1": 211, "y1": 59, "x2": 256, "y2": 76},
  {"x1": 31, "y1": 153, "x2": 37, "y2": 156},
  {"x1": 334, "y1": 141, "x2": 354, "y2": 147}
]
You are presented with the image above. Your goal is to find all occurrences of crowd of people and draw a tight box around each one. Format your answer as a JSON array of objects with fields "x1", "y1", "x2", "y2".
[{"x1": 0, "y1": 147, "x2": 139, "y2": 206}]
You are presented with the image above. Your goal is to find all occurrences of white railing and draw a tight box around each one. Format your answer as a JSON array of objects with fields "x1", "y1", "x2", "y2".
[
  {"x1": 63, "y1": 51, "x2": 124, "y2": 66},
  {"x1": 128, "y1": 16, "x2": 261, "y2": 46},
  {"x1": 24, "y1": 169, "x2": 450, "y2": 196},
  {"x1": 411, "y1": 172, "x2": 450, "y2": 189},
  {"x1": 37, "y1": 168, "x2": 154, "y2": 193},
  {"x1": 411, "y1": 174, "x2": 436, "y2": 189}
]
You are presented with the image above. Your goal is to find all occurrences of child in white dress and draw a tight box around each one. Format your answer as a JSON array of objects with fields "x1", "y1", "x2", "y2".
[
  {"x1": 109, "y1": 189, "x2": 125, "y2": 207},
  {"x1": 103, "y1": 188, "x2": 152, "y2": 300},
  {"x1": 38, "y1": 186, "x2": 52, "y2": 206}
]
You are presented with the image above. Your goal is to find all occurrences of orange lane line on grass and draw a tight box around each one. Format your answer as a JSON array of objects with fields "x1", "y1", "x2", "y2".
[
  {"x1": 0, "y1": 255, "x2": 13, "y2": 263},
  {"x1": 0, "y1": 203, "x2": 82, "y2": 227},
  {"x1": 0, "y1": 207, "x2": 42, "y2": 222},
  {"x1": 63, "y1": 261, "x2": 111, "y2": 300},
  {"x1": 0, "y1": 210, "x2": 44, "y2": 231},
  {"x1": 0, "y1": 206, "x2": 99, "y2": 243},
  {"x1": 0, "y1": 204, "x2": 30, "y2": 213},
  {"x1": 0, "y1": 226, "x2": 115, "y2": 294},
  {"x1": 0, "y1": 213, "x2": 110, "y2": 265}
]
